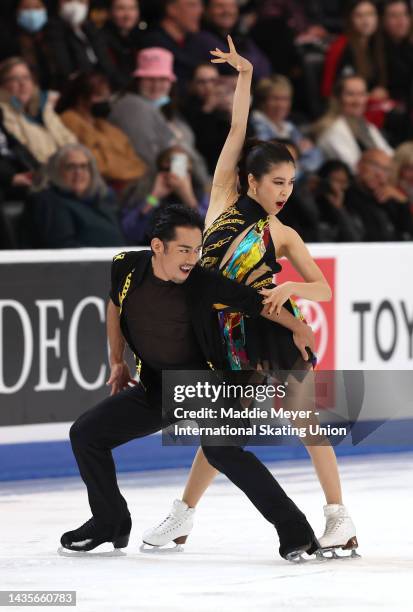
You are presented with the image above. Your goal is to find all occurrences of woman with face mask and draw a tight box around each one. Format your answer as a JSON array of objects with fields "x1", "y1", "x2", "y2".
[
  {"x1": 57, "y1": 70, "x2": 146, "y2": 189},
  {"x1": 0, "y1": 0, "x2": 55, "y2": 89},
  {"x1": 133, "y1": 47, "x2": 210, "y2": 189},
  {"x1": 45, "y1": 0, "x2": 118, "y2": 88}
]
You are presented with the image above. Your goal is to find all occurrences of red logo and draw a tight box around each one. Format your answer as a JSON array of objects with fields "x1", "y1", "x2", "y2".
[{"x1": 276, "y1": 258, "x2": 336, "y2": 370}]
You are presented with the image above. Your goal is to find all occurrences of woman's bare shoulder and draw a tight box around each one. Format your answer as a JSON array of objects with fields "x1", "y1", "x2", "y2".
[{"x1": 268, "y1": 216, "x2": 297, "y2": 258}]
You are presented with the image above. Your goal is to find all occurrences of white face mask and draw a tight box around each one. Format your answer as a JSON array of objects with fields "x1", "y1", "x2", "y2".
[{"x1": 60, "y1": 1, "x2": 88, "y2": 27}]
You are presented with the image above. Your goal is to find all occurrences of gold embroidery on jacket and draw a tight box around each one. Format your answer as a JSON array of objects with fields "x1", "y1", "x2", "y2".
[
  {"x1": 201, "y1": 256, "x2": 219, "y2": 268},
  {"x1": 119, "y1": 271, "x2": 132, "y2": 314},
  {"x1": 202, "y1": 236, "x2": 233, "y2": 256},
  {"x1": 113, "y1": 252, "x2": 126, "y2": 261}
]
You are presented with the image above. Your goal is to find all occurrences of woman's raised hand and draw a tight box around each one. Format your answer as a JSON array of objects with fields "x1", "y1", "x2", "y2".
[{"x1": 210, "y1": 35, "x2": 252, "y2": 73}]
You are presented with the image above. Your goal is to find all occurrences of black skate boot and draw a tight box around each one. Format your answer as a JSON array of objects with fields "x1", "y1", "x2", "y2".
[
  {"x1": 60, "y1": 515, "x2": 132, "y2": 552},
  {"x1": 278, "y1": 520, "x2": 322, "y2": 563}
]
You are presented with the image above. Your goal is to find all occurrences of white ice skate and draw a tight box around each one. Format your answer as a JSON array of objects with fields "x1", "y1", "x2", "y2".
[
  {"x1": 140, "y1": 499, "x2": 195, "y2": 552},
  {"x1": 318, "y1": 504, "x2": 360, "y2": 559}
]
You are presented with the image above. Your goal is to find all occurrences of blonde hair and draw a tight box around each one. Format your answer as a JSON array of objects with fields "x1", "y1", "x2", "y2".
[
  {"x1": 254, "y1": 75, "x2": 293, "y2": 111},
  {"x1": 0, "y1": 56, "x2": 40, "y2": 116},
  {"x1": 391, "y1": 141, "x2": 413, "y2": 185},
  {"x1": 0, "y1": 57, "x2": 31, "y2": 85}
]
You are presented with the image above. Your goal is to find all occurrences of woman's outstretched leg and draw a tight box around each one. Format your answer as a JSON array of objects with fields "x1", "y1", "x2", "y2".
[
  {"x1": 306, "y1": 444, "x2": 342, "y2": 504},
  {"x1": 182, "y1": 447, "x2": 219, "y2": 507},
  {"x1": 286, "y1": 367, "x2": 358, "y2": 555}
]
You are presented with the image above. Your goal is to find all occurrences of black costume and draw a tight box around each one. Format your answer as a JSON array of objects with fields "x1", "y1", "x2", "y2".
[{"x1": 201, "y1": 194, "x2": 316, "y2": 371}]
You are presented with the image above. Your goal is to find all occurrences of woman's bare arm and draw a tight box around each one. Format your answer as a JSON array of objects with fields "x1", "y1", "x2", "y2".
[
  {"x1": 205, "y1": 36, "x2": 253, "y2": 228},
  {"x1": 282, "y1": 227, "x2": 332, "y2": 301},
  {"x1": 261, "y1": 225, "x2": 332, "y2": 315}
]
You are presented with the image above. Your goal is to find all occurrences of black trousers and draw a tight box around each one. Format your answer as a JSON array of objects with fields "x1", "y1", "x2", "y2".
[{"x1": 69, "y1": 383, "x2": 307, "y2": 531}]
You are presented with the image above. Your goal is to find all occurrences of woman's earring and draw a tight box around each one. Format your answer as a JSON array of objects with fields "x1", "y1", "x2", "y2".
[{"x1": 253, "y1": 188, "x2": 257, "y2": 195}]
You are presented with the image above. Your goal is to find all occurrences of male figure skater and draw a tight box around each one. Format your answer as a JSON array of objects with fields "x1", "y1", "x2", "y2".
[{"x1": 60, "y1": 205, "x2": 319, "y2": 561}]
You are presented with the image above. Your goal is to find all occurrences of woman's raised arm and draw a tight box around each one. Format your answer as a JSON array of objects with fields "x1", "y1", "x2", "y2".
[{"x1": 205, "y1": 36, "x2": 253, "y2": 227}]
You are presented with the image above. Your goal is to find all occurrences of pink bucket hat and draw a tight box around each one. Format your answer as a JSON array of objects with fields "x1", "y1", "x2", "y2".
[{"x1": 133, "y1": 47, "x2": 177, "y2": 81}]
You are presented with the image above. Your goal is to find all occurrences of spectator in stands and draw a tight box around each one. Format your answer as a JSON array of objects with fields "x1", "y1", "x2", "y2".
[
  {"x1": 252, "y1": 0, "x2": 329, "y2": 42},
  {"x1": 101, "y1": 0, "x2": 144, "y2": 88},
  {"x1": 381, "y1": 0, "x2": 413, "y2": 141},
  {"x1": 0, "y1": 57, "x2": 76, "y2": 164},
  {"x1": 246, "y1": 2, "x2": 299, "y2": 80},
  {"x1": 303, "y1": 1, "x2": 344, "y2": 35},
  {"x1": 0, "y1": 0, "x2": 55, "y2": 90},
  {"x1": 251, "y1": 75, "x2": 323, "y2": 173},
  {"x1": 315, "y1": 159, "x2": 363, "y2": 241},
  {"x1": 121, "y1": 144, "x2": 208, "y2": 244},
  {"x1": 322, "y1": 0, "x2": 387, "y2": 100},
  {"x1": 391, "y1": 141, "x2": 413, "y2": 211},
  {"x1": 108, "y1": 85, "x2": 174, "y2": 173},
  {"x1": 133, "y1": 47, "x2": 209, "y2": 188},
  {"x1": 315, "y1": 75, "x2": 393, "y2": 172},
  {"x1": 142, "y1": 0, "x2": 204, "y2": 90},
  {"x1": 345, "y1": 148, "x2": 413, "y2": 240},
  {"x1": 28, "y1": 143, "x2": 124, "y2": 247},
  {"x1": 57, "y1": 71, "x2": 147, "y2": 189},
  {"x1": 182, "y1": 62, "x2": 230, "y2": 175},
  {"x1": 196, "y1": 0, "x2": 271, "y2": 81},
  {"x1": 0, "y1": 108, "x2": 40, "y2": 203},
  {"x1": 46, "y1": 0, "x2": 118, "y2": 88}
]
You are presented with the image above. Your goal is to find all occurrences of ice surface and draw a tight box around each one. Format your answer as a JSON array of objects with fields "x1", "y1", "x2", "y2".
[{"x1": 1, "y1": 453, "x2": 412, "y2": 611}]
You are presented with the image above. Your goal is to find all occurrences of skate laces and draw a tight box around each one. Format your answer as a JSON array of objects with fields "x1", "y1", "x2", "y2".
[
  {"x1": 324, "y1": 516, "x2": 345, "y2": 536},
  {"x1": 153, "y1": 512, "x2": 187, "y2": 534}
]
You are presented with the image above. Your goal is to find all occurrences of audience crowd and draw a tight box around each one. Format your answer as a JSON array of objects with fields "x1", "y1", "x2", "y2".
[{"x1": 1, "y1": 0, "x2": 413, "y2": 249}]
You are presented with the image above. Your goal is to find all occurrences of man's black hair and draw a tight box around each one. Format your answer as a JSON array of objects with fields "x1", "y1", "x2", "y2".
[{"x1": 149, "y1": 203, "x2": 204, "y2": 243}]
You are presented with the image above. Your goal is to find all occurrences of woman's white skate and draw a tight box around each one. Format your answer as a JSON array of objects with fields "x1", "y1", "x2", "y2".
[
  {"x1": 140, "y1": 499, "x2": 195, "y2": 553},
  {"x1": 317, "y1": 504, "x2": 360, "y2": 560}
]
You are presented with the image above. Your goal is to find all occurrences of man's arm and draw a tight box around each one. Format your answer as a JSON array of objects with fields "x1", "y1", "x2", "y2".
[
  {"x1": 203, "y1": 268, "x2": 316, "y2": 360},
  {"x1": 107, "y1": 299, "x2": 125, "y2": 366},
  {"x1": 106, "y1": 299, "x2": 137, "y2": 395}
]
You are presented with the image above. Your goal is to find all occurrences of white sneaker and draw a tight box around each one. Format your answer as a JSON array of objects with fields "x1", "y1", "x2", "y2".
[
  {"x1": 142, "y1": 500, "x2": 195, "y2": 547},
  {"x1": 318, "y1": 504, "x2": 358, "y2": 550}
]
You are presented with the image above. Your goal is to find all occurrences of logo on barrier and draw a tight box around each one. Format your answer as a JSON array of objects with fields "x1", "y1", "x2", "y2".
[{"x1": 276, "y1": 258, "x2": 336, "y2": 370}]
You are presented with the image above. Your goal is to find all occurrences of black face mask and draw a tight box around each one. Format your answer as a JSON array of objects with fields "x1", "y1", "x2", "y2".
[{"x1": 90, "y1": 101, "x2": 111, "y2": 119}]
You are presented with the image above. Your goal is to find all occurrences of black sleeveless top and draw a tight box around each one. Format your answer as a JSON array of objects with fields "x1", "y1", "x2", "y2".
[{"x1": 201, "y1": 195, "x2": 310, "y2": 371}]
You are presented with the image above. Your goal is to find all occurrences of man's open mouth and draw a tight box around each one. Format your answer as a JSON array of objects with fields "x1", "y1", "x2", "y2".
[{"x1": 180, "y1": 266, "x2": 193, "y2": 274}]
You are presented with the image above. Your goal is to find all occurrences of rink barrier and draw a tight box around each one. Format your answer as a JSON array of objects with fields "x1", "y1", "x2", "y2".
[{"x1": 1, "y1": 419, "x2": 413, "y2": 481}]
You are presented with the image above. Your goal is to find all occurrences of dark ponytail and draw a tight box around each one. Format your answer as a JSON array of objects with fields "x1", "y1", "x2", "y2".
[{"x1": 237, "y1": 138, "x2": 295, "y2": 196}]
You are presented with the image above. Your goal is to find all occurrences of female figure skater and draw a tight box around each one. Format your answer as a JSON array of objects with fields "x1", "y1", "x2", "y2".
[{"x1": 143, "y1": 37, "x2": 357, "y2": 556}]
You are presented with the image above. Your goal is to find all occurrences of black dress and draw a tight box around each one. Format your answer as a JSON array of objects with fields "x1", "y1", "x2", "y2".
[{"x1": 201, "y1": 194, "x2": 315, "y2": 371}]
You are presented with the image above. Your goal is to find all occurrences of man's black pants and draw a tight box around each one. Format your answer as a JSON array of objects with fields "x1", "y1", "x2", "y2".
[{"x1": 69, "y1": 383, "x2": 307, "y2": 531}]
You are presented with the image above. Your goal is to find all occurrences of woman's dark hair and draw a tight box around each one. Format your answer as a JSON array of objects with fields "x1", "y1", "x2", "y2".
[
  {"x1": 149, "y1": 204, "x2": 204, "y2": 243},
  {"x1": 333, "y1": 73, "x2": 367, "y2": 100},
  {"x1": 56, "y1": 70, "x2": 111, "y2": 114},
  {"x1": 381, "y1": 0, "x2": 411, "y2": 13},
  {"x1": 318, "y1": 160, "x2": 353, "y2": 181},
  {"x1": 238, "y1": 138, "x2": 295, "y2": 196}
]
